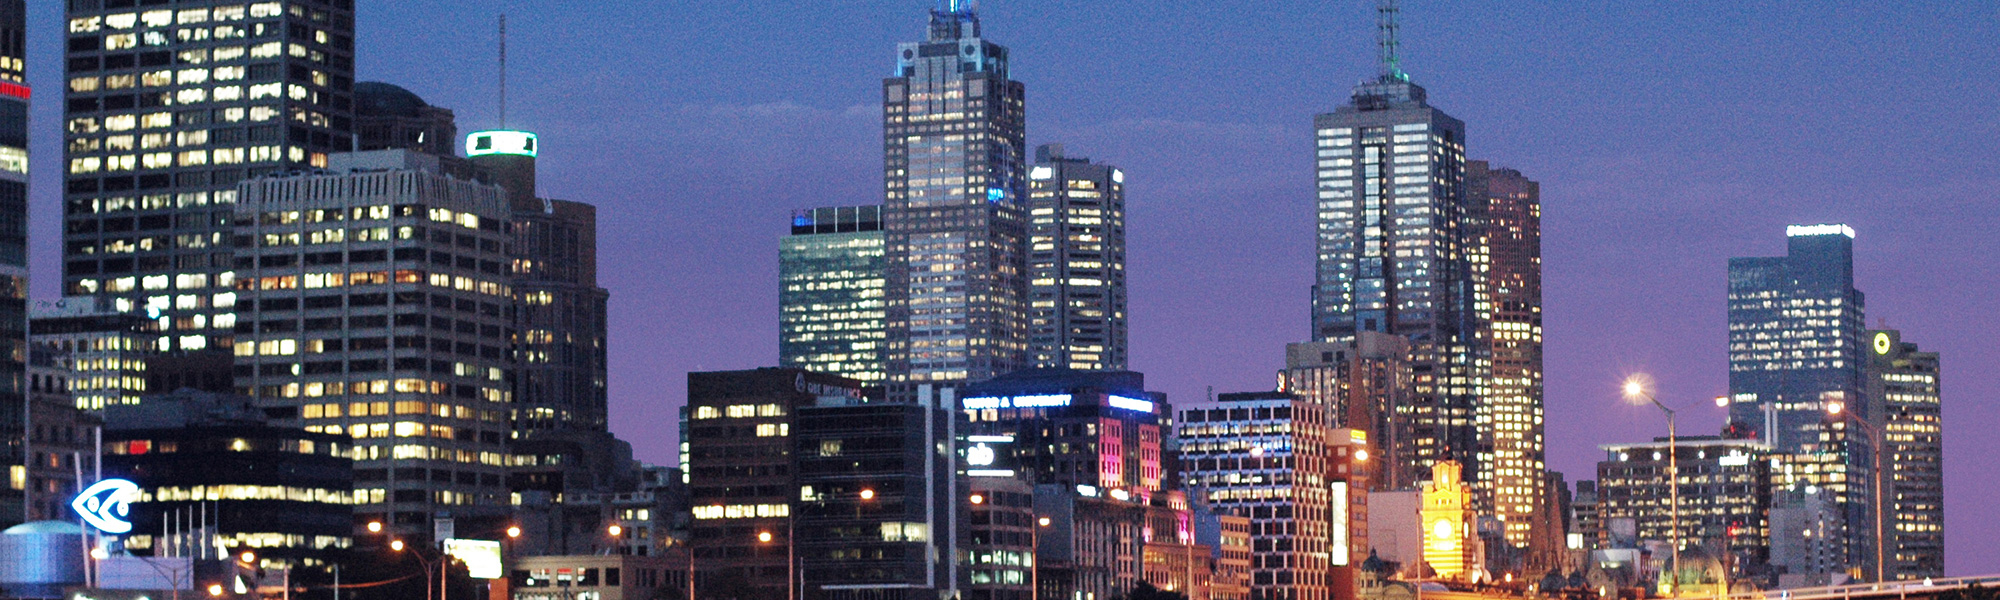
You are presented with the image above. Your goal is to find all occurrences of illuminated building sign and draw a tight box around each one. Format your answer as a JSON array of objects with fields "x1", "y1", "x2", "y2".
[
  {"x1": 1107, "y1": 395, "x2": 1155, "y2": 413},
  {"x1": 1873, "y1": 332, "x2": 1892, "y2": 355},
  {"x1": 71, "y1": 479, "x2": 141, "y2": 534},
  {"x1": 967, "y1": 444, "x2": 996, "y2": 467},
  {"x1": 962, "y1": 394, "x2": 1071, "y2": 410},
  {"x1": 1785, "y1": 224, "x2": 1855, "y2": 239},
  {"x1": 1331, "y1": 481, "x2": 1350, "y2": 566},
  {"x1": 466, "y1": 130, "x2": 538, "y2": 158},
  {"x1": 444, "y1": 539, "x2": 504, "y2": 579}
]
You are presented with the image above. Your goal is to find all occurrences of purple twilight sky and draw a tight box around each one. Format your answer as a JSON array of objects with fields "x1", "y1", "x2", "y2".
[{"x1": 19, "y1": 1, "x2": 1998, "y2": 573}]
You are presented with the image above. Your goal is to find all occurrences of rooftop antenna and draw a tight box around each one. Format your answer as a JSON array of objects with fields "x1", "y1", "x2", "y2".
[
  {"x1": 1376, "y1": 0, "x2": 1408, "y2": 81},
  {"x1": 498, "y1": 13, "x2": 507, "y2": 128}
]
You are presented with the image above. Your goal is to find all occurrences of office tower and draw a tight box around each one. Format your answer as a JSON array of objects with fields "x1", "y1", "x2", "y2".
[
  {"x1": 1277, "y1": 332, "x2": 1412, "y2": 487},
  {"x1": 1596, "y1": 437, "x2": 1773, "y2": 588},
  {"x1": 1727, "y1": 225, "x2": 1866, "y2": 450},
  {"x1": 881, "y1": 2, "x2": 1029, "y2": 400},
  {"x1": 964, "y1": 475, "x2": 1035, "y2": 600},
  {"x1": 780, "y1": 205, "x2": 886, "y2": 383},
  {"x1": 1026, "y1": 144, "x2": 1125, "y2": 370},
  {"x1": 1178, "y1": 391, "x2": 1333, "y2": 600},
  {"x1": 682, "y1": 369, "x2": 861, "y2": 598},
  {"x1": 1470, "y1": 161, "x2": 1546, "y2": 553},
  {"x1": 1861, "y1": 329, "x2": 1941, "y2": 580},
  {"x1": 794, "y1": 384, "x2": 964, "y2": 599},
  {"x1": 104, "y1": 389, "x2": 354, "y2": 566},
  {"x1": 960, "y1": 369, "x2": 1165, "y2": 494},
  {"x1": 30, "y1": 297, "x2": 157, "y2": 411},
  {"x1": 0, "y1": 4, "x2": 24, "y2": 507},
  {"x1": 1311, "y1": 35, "x2": 1483, "y2": 506},
  {"x1": 1727, "y1": 224, "x2": 1869, "y2": 574},
  {"x1": 233, "y1": 150, "x2": 515, "y2": 536},
  {"x1": 62, "y1": 0, "x2": 357, "y2": 354}
]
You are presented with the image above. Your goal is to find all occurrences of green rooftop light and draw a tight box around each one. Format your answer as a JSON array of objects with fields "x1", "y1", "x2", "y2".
[{"x1": 467, "y1": 130, "x2": 537, "y2": 158}]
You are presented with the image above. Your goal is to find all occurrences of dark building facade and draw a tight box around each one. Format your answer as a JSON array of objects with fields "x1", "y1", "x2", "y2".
[
  {"x1": 793, "y1": 390, "x2": 965, "y2": 600},
  {"x1": 881, "y1": 4, "x2": 1029, "y2": 401},
  {"x1": 681, "y1": 368, "x2": 866, "y2": 599},
  {"x1": 103, "y1": 389, "x2": 354, "y2": 566},
  {"x1": 62, "y1": 0, "x2": 358, "y2": 354},
  {"x1": 0, "y1": 0, "x2": 26, "y2": 528},
  {"x1": 1026, "y1": 144, "x2": 1126, "y2": 371}
]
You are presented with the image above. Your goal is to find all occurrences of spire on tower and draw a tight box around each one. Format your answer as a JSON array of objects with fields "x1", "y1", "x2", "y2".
[
  {"x1": 928, "y1": 0, "x2": 981, "y2": 40},
  {"x1": 1376, "y1": 0, "x2": 1409, "y2": 82}
]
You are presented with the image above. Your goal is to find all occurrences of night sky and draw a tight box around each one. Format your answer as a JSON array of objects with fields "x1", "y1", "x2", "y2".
[{"x1": 21, "y1": 1, "x2": 1997, "y2": 573}]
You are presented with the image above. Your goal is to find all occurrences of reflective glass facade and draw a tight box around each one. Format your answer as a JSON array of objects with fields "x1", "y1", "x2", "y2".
[
  {"x1": 1311, "y1": 77, "x2": 1486, "y2": 502},
  {"x1": 780, "y1": 205, "x2": 885, "y2": 383},
  {"x1": 1726, "y1": 226, "x2": 1866, "y2": 450}
]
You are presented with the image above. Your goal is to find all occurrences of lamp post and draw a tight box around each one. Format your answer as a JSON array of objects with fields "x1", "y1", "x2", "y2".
[
  {"x1": 1033, "y1": 515, "x2": 1051, "y2": 600},
  {"x1": 1826, "y1": 400, "x2": 1886, "y2": 583},
  {"x1": 1623, "y1": 378, "x2": 1679, "y2": 597},
  {"x1": 757, "y1": 527, "x2": 795, "y2": 600}
]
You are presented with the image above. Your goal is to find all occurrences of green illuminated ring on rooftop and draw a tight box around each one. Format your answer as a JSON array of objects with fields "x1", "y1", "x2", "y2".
[{"x1": 467, "y1": 130, "x2": 538, "y2": 158}]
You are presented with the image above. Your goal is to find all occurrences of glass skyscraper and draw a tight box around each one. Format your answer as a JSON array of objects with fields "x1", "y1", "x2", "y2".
[
  {"x1": 1311, "y1": 73, "x2": 1484, "y2": 500},
  {"x1": 881, "y1": 4, "x2": 1028, "y2": 399},
  {"x1": 1726, "y1": 225, "x2": 1866, "y2": 450},
  {"x1": 1027, "y1": 144, "x2": 1125, "y2": 371},
  {"x1": 780, "y1": 205, "x2": 885, "y2": 383},
  {"x1": 0, "y1": 0, "x2": 28, "y2": 529},
  {"x1": 62, "y1": 0, "x2": 357, "y2": 354}
]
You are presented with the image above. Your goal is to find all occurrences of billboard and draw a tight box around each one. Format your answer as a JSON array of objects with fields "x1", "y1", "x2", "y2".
[{"x1": 443, "y1": 539, "x2": 503, "y2": 579}]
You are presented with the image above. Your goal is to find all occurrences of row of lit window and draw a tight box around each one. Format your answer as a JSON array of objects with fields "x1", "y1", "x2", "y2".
[
  {"x1": 143, "y1": 484, "x2": 351, "y2": 504},
  {"x1": 690, "y1": 403, "x2": 786, "y2": 420},
  {"x1": 303, "y1": 400, "x2": 492, "y2": 420},
  {"x1": 258, "y1": 379, "x2": 509, "y2": 404}
]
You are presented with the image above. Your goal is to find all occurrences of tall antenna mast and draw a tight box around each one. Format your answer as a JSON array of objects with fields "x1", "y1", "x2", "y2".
[
  {"x1": 498, "y1": 14, "x2": 508, "y2": 128},
  {"x1": 1376, "y1": 0, "x2": 1407, "y2": 81}
]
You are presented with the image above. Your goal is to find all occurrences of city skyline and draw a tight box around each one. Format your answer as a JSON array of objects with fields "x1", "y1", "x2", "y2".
[{"x1": 11, "y1": 0, "x2": 1996, "y2": 575}]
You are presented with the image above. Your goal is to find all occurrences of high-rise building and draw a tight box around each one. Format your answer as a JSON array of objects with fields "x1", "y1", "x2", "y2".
[
  {"x1": 1861, "y1": 329, "x2": 1941, "y2": 580},
  {"x1": 1178, "y1": 391, "x2": 1333, "y2": 600},
  {"x1": 1727, "y1": 225, "x2": 1866, "y2": 450},
  {"x1": 780, "y1": 205, "x2": 886, "y2": 383},
  {"x1": 960, "y1": 369, "x2": 1166, "y2": 494},
  {"x1": 0, "y1": 3, "x2": 26, "y2": 502},
  {"x1": 1727, "y1": 224, "x2": 1870, "y2": 574},
  {"x1": 29, "y1": 296, "x2": 158, "y2": 411},
  {"x1": 8, "y1": 350, "x2": 100, "y2": 526},
  {"x1": 62, "y1": 0, "x2": 357, "y2": 353},
  {"x1": 881, "y1": 3, "x2": 1029, "y2": 400},
  {"x1": 353, "y1": 81, "x2": 473, "y2": 179},
  {"x1": 233, "y1": 150, "x2": 516, "y2": 536},
  {"x1": 1596, "y1": 437, "x2": 1774, "y2": 587},
  {"x1": 1311, "y1": 54, "x2": 1483, "y2": 505},
  {"x1": 1277, "y1": 332, "x2": 1412, "y2": 488},
  {"x1": 1470, "y1": 161, "x2": 1546, "y2": 552},
  {"x1": 1027, "y1": 144, "x2": 1125, "y2": 371},
  {"x1": 793, "y1": 385, "x2": 965, "y2": 600}
]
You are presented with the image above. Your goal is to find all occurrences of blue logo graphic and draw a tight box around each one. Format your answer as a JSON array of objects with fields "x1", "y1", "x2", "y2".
[{"x1": 71, "y1": 479, "x2": 141, "y2": 534}]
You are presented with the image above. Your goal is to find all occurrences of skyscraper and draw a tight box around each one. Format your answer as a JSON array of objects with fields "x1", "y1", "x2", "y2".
[
  {"x1": 780, "y1": 205, "x2": 886, "y2": 383},
  {"x1": 1470, "y1": 161, "x2": 1545, "y2": 552},
  {"x1": 1861, "y1": 329, "x2": 1942, "y2": 580},
  {"x1": 1728, "y1": 224, "x2": 1870, "y2": 576},
  {"x1": 881, "y1": 3, "x2": 1028, "y2": 400},
  {"x1": 1027, "y1": 144, "x2": 1126, "y2": 371},
  {"x1": 1727, "y1": 225, "x2": 1866, "y2": 450},
  {"x1": 1311, "y1": 39, "x2": 1482, "y2": 499},
  {"x1": 1178, "y1": 392, "x2": 1334, "y2": 600},
  {"x1": 62, "y1": 0, "x2": 357, "y2": 353},
  {"x1": 0, "y1": 0, "x2": 27, "y2": 525},
  {"x1": 234, "y1": 150, "x2": 515, "y2": 535}
]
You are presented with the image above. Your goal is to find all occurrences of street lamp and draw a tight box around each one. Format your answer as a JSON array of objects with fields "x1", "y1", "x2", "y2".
[
  {"x1": 367, "y1": 521, "x2": 383, "y2": 534},
  {"x1": 1826, "y1": 400, "x2": 1886, "y2": 583},
  {"x1": 1033, "y1": 516, "x2": 1052, "y2": 600},
  {"x1": 1623, "y1": 377, "x2": 1680, "y2": 597},
  {"x1": 756, "y1": 528, "x2": 795, "y2": 600}
]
